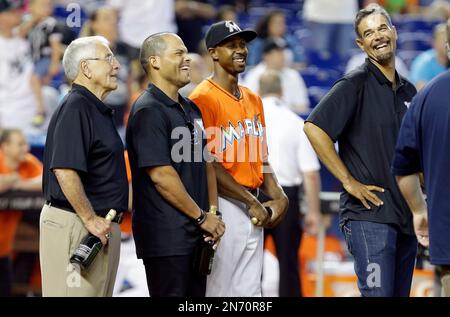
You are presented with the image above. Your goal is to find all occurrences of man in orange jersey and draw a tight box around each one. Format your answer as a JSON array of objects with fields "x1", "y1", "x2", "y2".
[
  {"x1": 190, "y1": 21, "x2": 289, "y2": 297},
  {"x1": 0, "y1": 129, "x2": 43, "y2": 297}
]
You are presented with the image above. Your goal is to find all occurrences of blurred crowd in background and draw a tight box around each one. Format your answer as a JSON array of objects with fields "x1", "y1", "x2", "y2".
[
  {"x1": 2, "y1": 0, "x2": 450, "y2": 142},
  {"x1": 1, "y1": 0, "x2": 450, "y2": 297}
]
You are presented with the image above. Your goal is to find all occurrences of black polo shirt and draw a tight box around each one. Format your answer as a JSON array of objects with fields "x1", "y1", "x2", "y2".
[
  {"x1": 43, "y1": 84, "x2": 128, "y2": 216},
  {"x1": 306, "y1": 59, "x2": 417, "y2": 235},
  {"x1": 126, "y1": 84, "x2": 209, "y2": 259}
]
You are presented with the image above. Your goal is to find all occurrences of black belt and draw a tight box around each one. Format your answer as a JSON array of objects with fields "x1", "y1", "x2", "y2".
[{"x1": 45, "y1": 201, "x2": 124, "y2": 224}]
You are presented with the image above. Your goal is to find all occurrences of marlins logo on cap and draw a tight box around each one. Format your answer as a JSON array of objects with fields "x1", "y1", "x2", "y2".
[{"x1": 205, "y1": 20, "x2": 257, "y2": 48}]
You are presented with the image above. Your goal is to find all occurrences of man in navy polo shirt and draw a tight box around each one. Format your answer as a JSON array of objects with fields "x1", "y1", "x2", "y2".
[
  {"x1": 126, "y1": 33, "x2": 225, "y2": 297},
  {"x1": 392, "y1": 19, "x2": 450, "y2": 297}
]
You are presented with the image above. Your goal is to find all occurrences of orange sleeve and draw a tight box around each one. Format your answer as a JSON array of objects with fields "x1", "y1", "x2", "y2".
[
  {"x1": 22, "y1": 154, "x2": 43, "y2": 179},
  {"x1": 124, "y1": 151, "x2": 131, "y2": 183}
]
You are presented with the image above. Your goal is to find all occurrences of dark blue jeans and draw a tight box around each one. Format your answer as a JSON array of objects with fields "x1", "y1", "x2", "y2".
[{"x1": 341, "y1": 220, "x2": 417, "y2": 297}]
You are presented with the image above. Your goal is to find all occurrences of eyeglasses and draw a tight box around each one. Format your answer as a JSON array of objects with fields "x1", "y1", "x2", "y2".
[{"x1": 84, "y1": 55, "x2": 117, "y2": 65}]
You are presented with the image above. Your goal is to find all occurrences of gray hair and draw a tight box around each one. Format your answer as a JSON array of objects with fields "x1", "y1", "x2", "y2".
[
  {"x1": 62, "y1": 36, "x2": 110, "y2": 81},
  {"x1": 139, "y1": 32, "x2": 172, "y2": 74}
]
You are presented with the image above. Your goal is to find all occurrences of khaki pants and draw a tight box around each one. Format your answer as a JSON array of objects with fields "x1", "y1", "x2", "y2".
[
  {"x1": 441, "y1": 266, "x2": 450, "y2": 297},
  {"x1": 39, "y1": 204, "x2": 121, "y2": 297}
]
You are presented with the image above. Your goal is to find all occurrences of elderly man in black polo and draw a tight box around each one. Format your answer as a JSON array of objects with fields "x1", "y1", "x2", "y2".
[
  {"x1": 40, "y1": 36, "x2": 128, "y2": 297},
  {"x1": 126, "y1": 32, "x2": 225, "y2": 297}
]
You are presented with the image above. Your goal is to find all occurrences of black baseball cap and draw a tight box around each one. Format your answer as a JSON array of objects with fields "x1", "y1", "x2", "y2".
[
  {"x1": 0, "y1": 0, "x2": 23, "y2": 12},
  {"x1": 205, "y1": 20, "x2": 257, "y2": 48}
]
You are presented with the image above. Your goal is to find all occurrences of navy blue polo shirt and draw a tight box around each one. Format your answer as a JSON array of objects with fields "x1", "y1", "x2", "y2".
[
  {"x1": 392, "y1": 70, "x2": 450, "y2": 265},
  {"x1": 307, "y1": 59, "x2": 417, "y2": 235},
  {"x1": 126, "y1": 84, "x2": 208, "y2": 259},
  {"x1": 43, "y1": 84, "x2": 129, "y2": 215}
]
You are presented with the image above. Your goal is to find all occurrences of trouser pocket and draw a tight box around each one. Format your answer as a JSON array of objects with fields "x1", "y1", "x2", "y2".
[{"x1": 341, "y1": 220, "x2": 353, "y2": 254}]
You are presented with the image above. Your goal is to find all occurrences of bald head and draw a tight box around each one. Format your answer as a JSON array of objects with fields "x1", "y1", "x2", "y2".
[
  {"x1": 259, "y1": 70, "x2": 282, "y2": 97},
  {"x1": 139, "y1": 33, "x2": 175, "y2": 74}
]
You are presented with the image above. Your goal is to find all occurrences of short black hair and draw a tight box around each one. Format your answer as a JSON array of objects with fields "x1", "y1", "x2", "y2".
[
  {"x1": 354, "y1": 3, "x2": 393, "y2": 38},
  {"x1": 139, "y1": 32, "x2": 170, "y2": 74}
]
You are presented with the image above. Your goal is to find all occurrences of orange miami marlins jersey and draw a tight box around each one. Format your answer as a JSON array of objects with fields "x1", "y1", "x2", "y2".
[{"x1": 190, "y1": 79, "x2": 268, "y2": 189}]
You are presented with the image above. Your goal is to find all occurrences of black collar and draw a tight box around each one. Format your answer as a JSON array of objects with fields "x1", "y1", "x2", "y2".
[
  {"x1": 365, "y1": 58, "x2": 403, "y2": 89},
  {"x1": 147, "y1": 84, "x2": 180, "y2": 106},
  {"x1": 146, "y1": 83, "x2": 192, "y2": 112},
  {"x1": 71, "y1": 84, "x2": 114, "y2": 115}
]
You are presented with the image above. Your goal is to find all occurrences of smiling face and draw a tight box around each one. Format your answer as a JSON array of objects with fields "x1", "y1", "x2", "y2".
[
  {"x1": 152, "y1": 34, "x2": 191, "y2": 88},
  {"x1": 210, "y1": 35, "x2": 248, "y2": 76},
  {"x1": 356, "y1": 13, "x2": 397, "y2": 65}
]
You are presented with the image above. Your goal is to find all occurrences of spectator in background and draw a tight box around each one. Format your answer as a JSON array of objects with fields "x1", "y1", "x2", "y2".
[
  {"x1": 179, "y1": 53, "x2": 210, "y2": 97},
  {"x1": 0, "y1": 0, "x2": 46, "y2": 135},
  {"x1": 217, "y1": 5, "x2": 237, "y2": 23},
  {"x1": 197, "y1": 40, "x2": 214, "y2": 74},
  {"x1": 303, "y1": 0, "x2": 358, "y2": 59},
  {"x1": 410, "y1": 22, "x2": 448, "y2": 90},
  {"x1": 244, "y1": 39, "x2": 310, "y2": 114},
  {"x1": 259, "y1": 71, "x2": 322, "y2": 297},
  {"x1": 175, "y1": 0, "x2": 216, "y2": 53},
  {"x1": 80, "y1": 6, "x2": 130, "y2": 132},
  {"x1": 248, "y1": 9, "x2": 304, "y2": 67},
  {"x1": 425, "y1": 0, "x2": 450, "y2": 20},
  {"x1": 216, "y1": 0, "x2": 248, "y2": 13},
  {"x1": 0, "y1": 129, "x2": 43, "y2": 297},
  {"x1": 364, "y1": 0, "x2": 420, "y2": 14},
  {"x1": 365, "y1": 0, "x2": 450, "y2": 18},
  {"x1": 107, "y1": 0, "x2": 176, "y2": 117},
  {"x1": 19, "y1": 0, "x2": 63, "y2": 87},
  {"x1": 107, "y1": 0, "x2": 177, "y2": 61}
]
